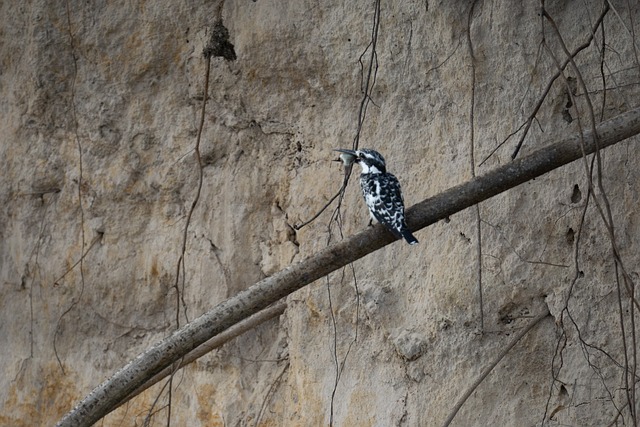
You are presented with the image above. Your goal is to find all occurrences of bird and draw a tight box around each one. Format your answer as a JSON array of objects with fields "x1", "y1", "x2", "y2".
[{"x1": 335, "y1": 148, "x2": 418, "y2": 245}]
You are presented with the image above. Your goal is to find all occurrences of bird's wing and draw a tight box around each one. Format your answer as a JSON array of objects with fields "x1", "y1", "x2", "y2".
[{"x1": 362, "y1": 174, "x2": 406, "y2": 237}]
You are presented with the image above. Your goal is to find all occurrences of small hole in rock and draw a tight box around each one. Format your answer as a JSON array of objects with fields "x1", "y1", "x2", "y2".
[
  {"x1": 566, "y1": 227, "x2": 575, "y2": 245},
  {"x1": 571, "y1": 184, "x2": 582, "y2": 203}
]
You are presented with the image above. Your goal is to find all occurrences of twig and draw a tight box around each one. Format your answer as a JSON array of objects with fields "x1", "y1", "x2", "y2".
[
  {"x1": 510, "y1": 3, "x2": 608, "y2": 160},
  {"x1": 542, "y1": 4, "x2": 639, "y2": 422},
  {"x1": 479, "y1": 4, "x2": 609, "y2": 164},
  {"x1": 161, "y1": 15, "x2": 236, "y2": 421},
  {"x1": 55, "y1": 0, "x2": 88, "y2": 377},
  {"x1": 442, "y1": 308, "x2": 550, "y2": 427},
  {"x1": 328, "y1": 2, "x2": 381, "y2": 422},
  {"x1": 254, "y1": 360, "x2": 289, "y2": 427},
  {"x1": 52, "y1": 234, "x2": 103, "y2": 287},
  {"x1": 467, "y1": 0, "x2": 484, "y2": 332},
  {"x1": 294, "y1": 187, "x2": 342, "y2": 231},
  {"x1": 172, "y1": 53, "x2": 211, "y2": 329},
  {"x1": 353, "y1": 0, "x2": 381, "y2": 151},
  {"x1": 296, "y1": 0, "x2": 380, "y2": 233}
]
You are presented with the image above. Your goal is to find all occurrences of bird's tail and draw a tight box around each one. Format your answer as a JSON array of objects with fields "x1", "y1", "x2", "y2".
[{"x1": 401, "y1": 228, "x2": 418, "y2": 245}]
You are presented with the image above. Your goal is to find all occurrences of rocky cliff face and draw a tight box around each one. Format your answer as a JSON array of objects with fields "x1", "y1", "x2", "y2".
[{"x1": 2, "y1": 1, "x2": 640, "y2": 425}]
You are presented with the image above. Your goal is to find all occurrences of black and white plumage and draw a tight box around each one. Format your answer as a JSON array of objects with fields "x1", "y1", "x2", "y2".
[{"x1": 335, "y1": 148, "x2": 418, "y2": 245}]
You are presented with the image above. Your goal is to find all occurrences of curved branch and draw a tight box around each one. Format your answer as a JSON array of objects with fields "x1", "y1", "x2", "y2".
[
  {"x1": 57, "y1": 105, "x2": 640, "y2": 427},
  {"x1": 119, "y1": 301, "x2": 286, "y2": 411}
]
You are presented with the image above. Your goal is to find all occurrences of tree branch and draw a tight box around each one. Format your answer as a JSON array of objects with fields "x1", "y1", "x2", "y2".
[
  {"x1": 442, "y1": 307, "x2": 550, "y2": 427},
  {"x1": 119, "y1": 301, "x2": 287, "y2": 412},
  {"x1": 57, "y1": 106, "x2": 640, "y2": 427}
]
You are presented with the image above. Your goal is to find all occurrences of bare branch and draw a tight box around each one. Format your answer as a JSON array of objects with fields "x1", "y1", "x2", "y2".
[
  {"x1": 467, "y1": 0, "x2": 484, "y2": 332},
  {"x1": 479, "y1": 4, "x2": 609, "y2": 165},
  {"x1": 118, "y1": 301, "x2": 287, "y2": 411},
  {"x1": 54, "y1": 1, "x2": 88, "y2": 376},
  {"x1": 57, "y1": 106, "x2": 640, "y2": 427},
  {"x1": 442, "y1": 307, "x2": 550, "y2": 427}
]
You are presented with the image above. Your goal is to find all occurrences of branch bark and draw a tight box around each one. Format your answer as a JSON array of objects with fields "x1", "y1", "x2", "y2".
[
  {"x1": 57, "y1": 106, "x2": 640, "y2": 427},
  {"x1": 119, "y1": 300, "x2": 287, "y2": 411}
]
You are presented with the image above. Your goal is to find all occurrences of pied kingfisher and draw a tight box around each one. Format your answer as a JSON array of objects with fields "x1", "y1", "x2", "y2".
[{"x1": 335, "y1": 148, "x2": 418, "y2": 245}]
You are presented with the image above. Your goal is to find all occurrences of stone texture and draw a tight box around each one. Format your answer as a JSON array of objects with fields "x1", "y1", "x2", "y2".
[{"x1": 2, "y1": 1, "x2": 640, "y2": 426}]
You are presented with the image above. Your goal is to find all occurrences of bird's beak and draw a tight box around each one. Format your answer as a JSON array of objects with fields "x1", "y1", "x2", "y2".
[
  {"x1": 333, "y1": 148, "x2": 357, "y2": 156},
  {"x1": 333, "y1": 148, "x2": 358, "y2": 166}
]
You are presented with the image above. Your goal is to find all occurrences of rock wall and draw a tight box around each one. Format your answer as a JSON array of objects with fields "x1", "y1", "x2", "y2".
[{"x1": 2, "y1": 0, "x2": 640, "y2": 425}]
